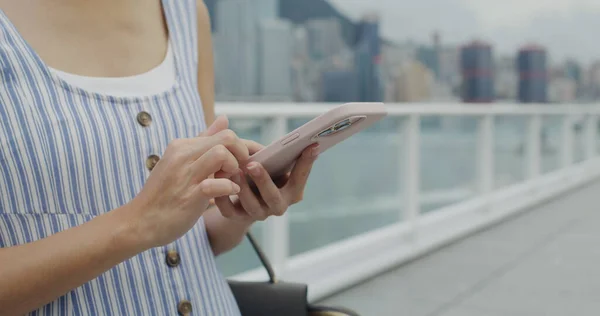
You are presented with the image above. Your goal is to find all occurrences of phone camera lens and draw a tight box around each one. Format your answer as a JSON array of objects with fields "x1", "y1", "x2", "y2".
[
  {"x1": 333, "y1": 119, "x2": 352, "y2": 132},
  {"x1": 316, "y1": 118, "x2": 354, "y2": 138},
  {"x1": 318, "y1": 128, "x2": 334, "y2": 137}
]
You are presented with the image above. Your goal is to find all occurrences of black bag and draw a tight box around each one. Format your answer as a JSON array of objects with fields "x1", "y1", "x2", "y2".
[{"x1": 228, "y1": 233, "x2": 360, "y2": 316}]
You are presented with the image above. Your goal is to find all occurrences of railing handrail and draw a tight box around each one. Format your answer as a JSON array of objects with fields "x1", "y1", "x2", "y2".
[
  {"x1": 216, "y1": 102, "x2": 600, "y2": 117},
  {"x1": 218, "y1": 100, "x2": 600, "y2": 302}
]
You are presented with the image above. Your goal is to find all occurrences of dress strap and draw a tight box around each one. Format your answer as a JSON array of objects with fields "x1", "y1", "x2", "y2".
[{"x1": 161, "y1": 0, "x2": 199, "y2": 85}]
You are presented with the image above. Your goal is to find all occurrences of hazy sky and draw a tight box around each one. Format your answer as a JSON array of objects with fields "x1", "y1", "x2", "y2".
[{"x1": 329, "y1": 0, "x2": 600, "y2": 65}]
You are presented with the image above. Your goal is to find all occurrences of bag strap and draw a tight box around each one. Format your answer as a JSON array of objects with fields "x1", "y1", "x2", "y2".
[
  {"x1": 241, "y1": 235, "x2": 361, "y2": 316},
  {"x1": 245, "y1": 232, "x2": 278, "y2": 283}
]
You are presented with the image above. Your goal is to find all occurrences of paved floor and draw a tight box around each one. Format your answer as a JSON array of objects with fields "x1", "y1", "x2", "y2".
[{"x1": 320, "y1": 180, "x2": 600, "y2": 316}]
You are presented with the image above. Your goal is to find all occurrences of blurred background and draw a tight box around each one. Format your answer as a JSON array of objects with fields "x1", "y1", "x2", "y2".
[
  {"x1": 207, "y1": 1, "x2": 600, "y2": 314},
  {"x1": 206, "y1": 0, "x2": 600, "y2": 104}
]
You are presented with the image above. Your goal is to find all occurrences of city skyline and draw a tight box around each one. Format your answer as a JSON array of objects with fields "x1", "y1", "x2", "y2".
[
  {"x1": 206, "y1": 0, "x2": 600, "y2": 104},
  {"x1": 328, "y1": 0, "x2": 600, "y2": 65},
  {"x1": 206, "y1": 0, "x2": 599, "y2": 66}
]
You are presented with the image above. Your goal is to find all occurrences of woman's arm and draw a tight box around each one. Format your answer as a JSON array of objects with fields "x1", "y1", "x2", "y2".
[
  {"x1": 196, "y1": 2, "x2": 318, "y2": 256},
  {"x1": 0, "y1": 205, "x2": 143, "y2": 315},
  {"x1": 0, "y1": 131, "x2": 248, "y2": 315},
  {"x1": 195, "y1": 1, "x2": 257, "y2": 255},
  {"x1": 197, "y1": 1, "x2": 216, "y2": 128},
  {"x1": 204, "y1": 206, "x2": 256, "y2": 255}
]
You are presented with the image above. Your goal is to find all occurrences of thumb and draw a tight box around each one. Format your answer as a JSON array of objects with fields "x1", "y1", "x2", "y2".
[{"x1": 200, "y1": 115, "x2": 229, "y2": 137}]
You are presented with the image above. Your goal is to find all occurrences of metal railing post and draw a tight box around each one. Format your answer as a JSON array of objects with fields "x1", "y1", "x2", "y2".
[
  {"x1": 561, "y1": 115, "x2": 574, "y2": 168},
  {"x1": 403, "y1": 114, "x2": 420, "y2": 239},
  {"x1": 585, "y1": 115, "x2": 597, "y2": 160},
  {"x1": 527, "y1": 115, "x2": 542, "y2": 179},
  {"x1": 477, "y1": 114, "x2": 494, "y2": 200},
  {"x1": 261, "y1": 116, "x2": 289, "y2": 276}
]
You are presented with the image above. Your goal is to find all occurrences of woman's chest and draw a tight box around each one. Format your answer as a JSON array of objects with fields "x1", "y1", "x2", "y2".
[
  {"x1": 0, "y1": 0, "x2": 169, "y2": 78},
  {"x1": 0, "y1": 87, "x2": 206, "y2": 215}
]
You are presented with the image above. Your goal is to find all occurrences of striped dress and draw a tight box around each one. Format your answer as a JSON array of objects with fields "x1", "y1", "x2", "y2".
[{"x1": 0, "y1": 0, "x2": 241, "y2": 315}]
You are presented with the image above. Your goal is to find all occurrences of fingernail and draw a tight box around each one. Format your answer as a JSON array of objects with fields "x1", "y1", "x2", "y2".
[
  {"x1": 247, "y1": 162, "x2": 261, "y2": 176},
  {"x1": 311, "y1": 146, "x2": 320, "y2": 157},
  {"x1": 232, "y1": 182, "x2": 241, "y2": 194}
]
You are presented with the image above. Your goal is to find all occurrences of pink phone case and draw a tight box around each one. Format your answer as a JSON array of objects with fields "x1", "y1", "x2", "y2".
[{"x1": 246, "y1": 102, "x2": 387, "y2": 178}]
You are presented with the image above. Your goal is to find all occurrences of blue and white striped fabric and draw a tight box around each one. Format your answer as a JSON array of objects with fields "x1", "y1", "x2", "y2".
[{"x1": 0, "y1": 0, "x2": 241, "y2": 315}]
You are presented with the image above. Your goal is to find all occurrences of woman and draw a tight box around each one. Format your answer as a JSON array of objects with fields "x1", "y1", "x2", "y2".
[{"x1": 0, "y1": 0, "x2": 318, "y2": 315}]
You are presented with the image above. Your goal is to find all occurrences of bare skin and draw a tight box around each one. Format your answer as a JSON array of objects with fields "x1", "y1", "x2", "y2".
[{"x1": 0, "y1": 0, "x2": 318, "y2": 314}]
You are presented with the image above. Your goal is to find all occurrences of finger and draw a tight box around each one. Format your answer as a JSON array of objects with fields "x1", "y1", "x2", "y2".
[
  {"x1": 195, "y1": 178, "x2": 241, "y2": 199},
  {"x1": 273, "y1": 172, "x2": 291, "y2": 188},
  {"x1": 213, "y1": 196, "x2": 239, "y2": 219},
  {"x1": 199, "y1": 115, "x2": 229, "y2": 137},
  {"x1": 213, "y1": 173, "x2": 245, "y2": 219},
  {"x1": 282, "y1": 144, "x2": 319, "y2": 204},
  {"x1": 186, "y1": 129, "x2": 250, "y2": 162},
  {"x1": 191, "y1": 145, "x2": 239, "y2": 182},
  {"x1": 243, "y1": 139, "x2": 265, "y2": 155},
  {"x1": 246, "y1": 162, "x2": 287, "y2": 216},
  {"x1": 232, "y1": 169, "x2": 266, "y2": 220},
  {"x1": 214, "y1": 170, "x2": 233, "y2": 179},
  {"x1": 214, "y1": 195, "x2": 250, "y2": 220},
  {"x1": 211, "y1": 129, "x2": 250, "y2": 162}
]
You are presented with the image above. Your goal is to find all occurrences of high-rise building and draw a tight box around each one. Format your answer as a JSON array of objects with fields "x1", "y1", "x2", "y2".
[
  {"x1": 279, "y1": 0, "x2": 358, "y2": 48},
  {"x1": 381, "y1": 42, "x2": 418, "y2": 102},
  {"x1": 438, "y1": 46, "x2": 461, "y2": 88},
  {"x1": 209, "y1": 0, "x2": 278, "y2": 31},
  {"x1": 431, "y1": 31, "x2": 442, "y2": 79},
  {"x1": 549, "y1": 77, "x2": 577, "y2": 103},
  {"x1": 215, "y1": 0, "x2": 258, "y2": 98},
  {"x1": 460, "y1": 40, "x2": 494, "y2": 103},
  {"x1": 417, "y1": 47, "x2": 439, "y2": 78},
  {"x1": 289, "y1": 26, "x2": 308, "y2": 58},
  {"x1": 563, "y1": 60, "x2": 583, "y2": 98},
  {"x1": 205, "y1": 0, "x2": 218, "y2": 31},
  {"x1": 382, "y1": 42, "x2": 418, "y2": 70},
  {"x1": 354, "y1": 13, "x2": 383, "y2": 102},
  {"x1": 305, "y1": 18, "x2": 346, "y2": 61},
  {"x1": 564, "y1": 60, "x2": 582, "y2": 84},
  {"x1": 396, "y1": 60, "x2": 433, "y2": 102},
  {"x1": 258, "y1": 19, "x2": 293, "y2": 100},
  {"x1": 290, "y1": 26, "x2": 316, "y2": 102},
  {"x1": 517, "y1": 44, "x2": 548, "y2": 103},
  {"x1": 321, "y1": 70, "x2": 359, "y2": 102},
  {"x1": 587, "y1": 61, "x2": 600, "y2": 100},
  {"x1": 355, "y1": 14, "x2": 381, "y2": 59},
  {"x1": 255, "y1": 0, "x2": 279, "y2": 20}
]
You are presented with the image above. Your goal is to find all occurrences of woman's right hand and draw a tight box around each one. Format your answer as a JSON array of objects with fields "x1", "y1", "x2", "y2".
[
  {"x1": 127, "y1": 128, "x2": 250, "y2": 249},
  {"x1": 0, "y1": 120, "x2": 249, "y2": 316}
]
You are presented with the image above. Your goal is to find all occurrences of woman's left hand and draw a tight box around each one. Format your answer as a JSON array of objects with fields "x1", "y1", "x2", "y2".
[{"x1": 214, "y1": 140, "x2": 319, "y2": 221}]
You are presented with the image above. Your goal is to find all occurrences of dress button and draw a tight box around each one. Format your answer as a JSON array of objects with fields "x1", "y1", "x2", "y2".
[
  {"x1": 166, "y1": 249, "x2": 181, "y2": 267},
  {"x1": 177, "y1": 300, "x2": 193, "y2": 316},
  {"x1": 137, "y1": 111, "x2": 152, "y2": 127},
  {"x1": 146, "y1": 155, "x2": 160, "y2": 171}
]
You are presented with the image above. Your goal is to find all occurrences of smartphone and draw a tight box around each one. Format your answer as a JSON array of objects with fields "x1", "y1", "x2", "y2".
[{"x1": 245, "y1": 102, "x2": 387, "y2": 179}]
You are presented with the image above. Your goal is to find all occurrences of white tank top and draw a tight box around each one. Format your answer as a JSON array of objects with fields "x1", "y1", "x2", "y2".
[{"x1": 49, "y1": 42, "x2": 176, "y2": 97}]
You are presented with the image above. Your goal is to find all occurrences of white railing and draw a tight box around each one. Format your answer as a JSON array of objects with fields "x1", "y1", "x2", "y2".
[{"x1": 217, "y1": 102, "x2": 600, "y2": 301}]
